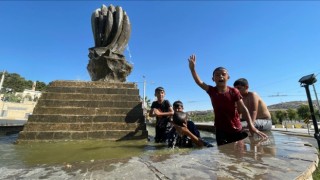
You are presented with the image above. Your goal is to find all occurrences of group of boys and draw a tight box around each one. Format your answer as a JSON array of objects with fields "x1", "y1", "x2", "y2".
[
  {"x1": 149, "y1": 87, "x2": 211, "y2": 148},
  {"x1": 149, "y1": 54, "x2": 271, "y2": 148}
]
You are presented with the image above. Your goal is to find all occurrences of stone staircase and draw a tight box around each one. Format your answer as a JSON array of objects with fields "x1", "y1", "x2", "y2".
[{"x1": 17, "y1": 80, "x2": 148, "y2": 143}]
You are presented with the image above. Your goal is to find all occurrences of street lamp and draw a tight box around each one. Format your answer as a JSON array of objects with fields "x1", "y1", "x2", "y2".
[
  {"x1": 299, "y1": 73, "x2": 320, "y2": 149},
  {"x1": 141, "y1": 76, "x2": 154, "y2": 113},
  {"x1": 143, "y1": 76, "x2": 146, "y2": 110},
  {"x1": 0, "y1": 70, "x2": 5, "y2": 93}
]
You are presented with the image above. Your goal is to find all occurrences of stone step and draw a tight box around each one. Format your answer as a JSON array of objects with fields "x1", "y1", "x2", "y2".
[
  {"x1": 23, "y1": 122, "x2": 145, "y2": 131},
  {"x1": 28, "y1": 114, "x2": 144, "y2": 123},
  {"x1": 17, "y1": 80, "x2": 148, "y2": 142},
  {"x1": 48, "y1": 80, "x2": 137, "y2": 89},
  {"x1": 32, "y1": 107, "x2": 143, "y2": 116},
  {"x1": 46, "y1": 86, "x2": 139, "y2": 95},
  {"x1": 36, "y1": 100, "x2": 141, "y2": 108},
  {"x1": 17, "y1": 130, "x2": 148, "y2": 141},
  {"x1": 40, "y1": 93, "x2": 140, "y2": 101}
]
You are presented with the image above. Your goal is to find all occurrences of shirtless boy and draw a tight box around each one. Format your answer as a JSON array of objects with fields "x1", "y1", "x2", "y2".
[{"x1": 233, "y1": 78, "x2": 272, "y2": 131}]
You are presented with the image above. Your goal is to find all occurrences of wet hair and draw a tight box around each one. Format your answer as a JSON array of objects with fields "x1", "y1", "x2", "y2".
[
  {"x1": 233, "y1": 78, "x2": 249, "y2": 87},
  {"x1": 155, "y1": 86, "x2": 165, "y2": 93},
  {"x1": 173, "y1": 100, "x2": 183, "y2": 108},
  {"x1": 212, "y1": 67, "x2": 228, "y2": 76},
  {"x1": 172, "y1": 111, "x2": 187, "y2": 126}
]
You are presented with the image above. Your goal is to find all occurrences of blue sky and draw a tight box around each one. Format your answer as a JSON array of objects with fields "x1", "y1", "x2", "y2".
[{"x1": 1, "y1": 1, "x2": 320, "y2": 112}]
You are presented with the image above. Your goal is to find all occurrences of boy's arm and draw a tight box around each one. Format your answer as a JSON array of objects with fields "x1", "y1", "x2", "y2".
[
  {"x1": 150, "y1": 106, "x2": 174, "y2": 117},
  {"x1": 149, "y1": 102, "x2": 156, "y2": 117},
  {"x1": 149, "y1": 108, "x2": 156, "y2": 117},
  {"x1": 237, "y1": 99, "x2": 268, "y2": 139},
  {"x1": 188, "y1": 54, "x2": 209, "y2": 92},
  {"x1": 249, "y1": 92, "x2": 259, "y2": 124},
  {"x1": 174, "y1": 123, "x2": 204, "y2": 147}
]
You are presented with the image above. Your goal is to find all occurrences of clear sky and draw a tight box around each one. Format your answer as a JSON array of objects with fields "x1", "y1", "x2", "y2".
[{"x1": 1, "y1": 1, "x2": 320, "y2": 112}]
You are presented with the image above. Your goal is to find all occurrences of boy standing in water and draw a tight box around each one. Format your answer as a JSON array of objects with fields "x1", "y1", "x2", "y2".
[
  {"x1": 233, "y1": 78, "x2": 272, "y2": 131},
  {"x1": 187, "y1": 54, "x2": 267, "y2": 146},
  {"x1": 149, "y1": 87, "x2": 174, "y2": 143}
]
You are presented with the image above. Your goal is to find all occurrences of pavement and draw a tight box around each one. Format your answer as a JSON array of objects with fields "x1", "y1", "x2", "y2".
[{"x1": 271, "y1": 127, "x2": 314, "y2": 137}]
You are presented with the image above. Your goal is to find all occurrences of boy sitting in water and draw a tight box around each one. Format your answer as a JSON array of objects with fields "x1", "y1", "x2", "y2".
[{"x1": 168, "y1": 101, "x2": 213, "y2": 148}]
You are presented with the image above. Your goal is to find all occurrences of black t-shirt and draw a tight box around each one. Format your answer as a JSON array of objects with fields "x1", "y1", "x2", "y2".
[
  {"x1": 151, "y1": 100, "x2": 172, "y2": 127},
  {"x1": 151, "y1": 100, "x2": 172, "y2": 119}
]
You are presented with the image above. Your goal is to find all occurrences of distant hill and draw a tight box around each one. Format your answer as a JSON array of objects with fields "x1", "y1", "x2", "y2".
[
  {"x1": 267, "y1": 101, "x2": 310, "y2": 110},
  {"x1": 188, "y1": 100, "x2": 318, "y2": 114}
]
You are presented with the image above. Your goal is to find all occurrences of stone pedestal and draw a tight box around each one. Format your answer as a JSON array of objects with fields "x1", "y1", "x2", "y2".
[{"x1": 17, "y1": 80, "x2": 147, "y2": 142}]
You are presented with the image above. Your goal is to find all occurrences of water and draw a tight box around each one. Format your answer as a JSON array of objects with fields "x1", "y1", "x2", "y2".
[
  {"x1": 0, "y1": 125, "x2": 215, "y2": 167},
  {"x1": 0, "y1": 119, "x2": 26, "y2": 125},
  {"x1": 0, "y1": 128, "x2": 317, "y2": 179}
]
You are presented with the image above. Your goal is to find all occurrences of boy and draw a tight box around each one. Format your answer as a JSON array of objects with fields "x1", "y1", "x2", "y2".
[
  {"x1": 168, "y1": 101, "x2": 211, "y2": 148},
  {"x1": 149, "y1": 87, "x2": 174, "y2": 143},
  {"x1": 233, "y1": 78, "x2": 272, "y2": 131},
  {"x1": 187, "y1": 54, "x2": 268, "y2": 146}
]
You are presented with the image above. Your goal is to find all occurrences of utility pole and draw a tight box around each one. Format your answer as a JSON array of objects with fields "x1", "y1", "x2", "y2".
[
  {"x1": 0, "y1": 70, "x2": 5, "y2": 92},
  {"x1": 143, "y1": 76, "x2": 146, "y2": 110},
  {"x1": 299, "y1": 73, "x2": 320, "y2": 149},
  {"x1": 312, "y1": 84, "x2": 320, "y2": 114}
]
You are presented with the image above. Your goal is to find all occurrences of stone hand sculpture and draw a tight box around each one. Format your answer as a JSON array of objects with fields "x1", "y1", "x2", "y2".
[{"x1": 87, "y1": 4, "x2": 133, "y2": 82}]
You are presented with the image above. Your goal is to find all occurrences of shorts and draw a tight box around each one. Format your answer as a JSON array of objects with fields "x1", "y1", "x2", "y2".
[
  {"x1": 241, "y1": 119, "x2": 272, "y2": 131},
  {"x1": 215, "y1": 130, "x2": 248, "y2": 146}
]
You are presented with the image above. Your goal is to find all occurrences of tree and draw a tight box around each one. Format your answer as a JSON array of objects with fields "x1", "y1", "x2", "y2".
[
  {"x1": 287, "y1": 108, "x2": 297, "y2": 120},
  {"x1": 144, "y1": 96, "x2": 152, "y2": 109},
  {"x1": 2, "y1": 72, "x2": 47, "y2": 93},
  {"x1": 270, "y1": 112, "x2": 279, "y2": 124},
  {"x1": 35, "y1": 81, "x2": 47, "y2": 91},
  {"x1": 297, "y1": 104, "x2": 311, "y2": 120},
  {"x1": 275, "y1": 110, "x2": 287, "y2": 124},
  {"x1": 3, "y1": 92, "x2": 22, "y2": 103},
  {"x1": 3, "y1": 73, "x2": 28, "y2": 92}
]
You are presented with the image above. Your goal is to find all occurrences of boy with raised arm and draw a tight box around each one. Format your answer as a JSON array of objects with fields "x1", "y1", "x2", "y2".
[{"x1": 187, "y1": 54, "x2": 268, "y2": 146}]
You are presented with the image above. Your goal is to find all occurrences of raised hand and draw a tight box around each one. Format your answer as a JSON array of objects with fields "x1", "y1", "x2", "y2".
[{"x1": 188, "y1": 54, "x2": 196, "y2": 70}]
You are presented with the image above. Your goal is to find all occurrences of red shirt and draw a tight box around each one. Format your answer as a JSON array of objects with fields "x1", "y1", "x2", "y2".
[{"x1": 207, "y1": 86, "x2": 242, "y2": 133}]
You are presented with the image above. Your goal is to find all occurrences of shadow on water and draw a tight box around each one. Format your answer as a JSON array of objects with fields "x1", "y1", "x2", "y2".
[{"x1": 0, "y1": 125, "x2": 216, "y2": 167}]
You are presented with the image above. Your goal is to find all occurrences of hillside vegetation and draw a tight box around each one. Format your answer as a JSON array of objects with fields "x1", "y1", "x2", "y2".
[
  {"x1": 187, "y1": 100, "x2": 320, "y2": 123},
  {"x1": 267, "y1": 101, "x2": 313, "y2": 110}
]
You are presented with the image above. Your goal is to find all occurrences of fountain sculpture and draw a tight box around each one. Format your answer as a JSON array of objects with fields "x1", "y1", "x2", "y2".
[{"x1": 17, "y1": 4, "x2": 147, "y2": 142}]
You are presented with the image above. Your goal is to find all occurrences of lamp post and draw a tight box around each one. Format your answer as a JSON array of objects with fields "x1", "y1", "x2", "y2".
[
  {"x1": 0, "y1": 70, "x2": 5, "y2": 93},
  {"x1": 312, "y1": 84, "x2": 320, "y2": 113},
  {"x1": 143, "y1": 76, "x2": 146, "y2": 110},
  {"x1": 141, "y1": 76, "x2": 154, "y2": 113},
  {"x1": 299, "y1": 73, "x2": 320, "y2": 149}
]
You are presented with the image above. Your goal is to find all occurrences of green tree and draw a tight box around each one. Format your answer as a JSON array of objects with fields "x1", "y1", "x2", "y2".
[
  {"x1": 275, "y1": 110, "x2": 287, "y2": 124},
  {"x1": 287, "y1": 108, "x2": 297, "y2": 120},
  {"x1": 297, "y1": 104, "x2": 311, "y2": 120},
  {"x1": 2, "y1": 72, "x2": 47, "y2": 93},
  {"x1": 189, "y1": 112, "x2": 214, "y2": 122},
  {"x1": 35, "y1": 81, "x2": 47, "y2": 91},
  {"x1": 3, "y1": 93, "x2": 22, "y2": 103},
  {"x1": 144, "y1": 96, "x2": 152, "y2": 109},
  {"x1": 3, "y1": 73, "x2": 27, "y2": 92},
  {"x1": 270, "y1": 112, "x2": 279, "y2": 124}
]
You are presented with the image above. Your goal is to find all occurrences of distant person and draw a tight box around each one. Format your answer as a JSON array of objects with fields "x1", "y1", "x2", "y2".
[
  {"x1": 168, "y1": 100, "x2": 213, "y2": 148},
  {"x1": 149, "y1": 87, "x2": 174, "y2": 143},
  {"x1": 233, "y1": 78, "x2": 272, "y2": 131},
  {"x1": 187, "y1": 54, "x2": 268, "y2": 146}
]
